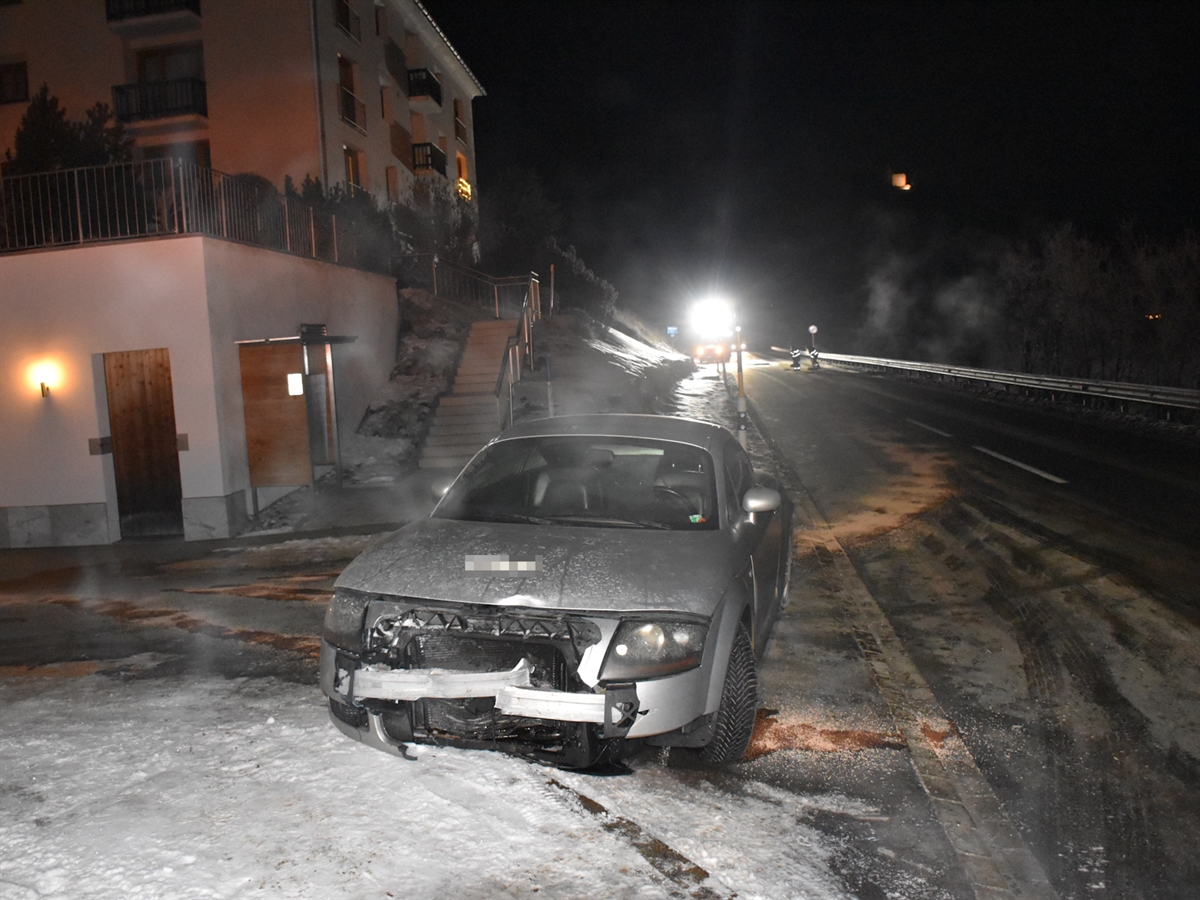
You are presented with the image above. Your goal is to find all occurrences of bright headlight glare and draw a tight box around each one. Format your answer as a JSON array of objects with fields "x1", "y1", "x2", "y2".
[{"x1": 600, "y1": 619, "x2": 707, "y2": 681}]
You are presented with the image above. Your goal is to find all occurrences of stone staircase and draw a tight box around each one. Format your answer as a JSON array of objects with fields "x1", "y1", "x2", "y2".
[{"x1": 418, "y1": 318, "x2": 517, "y2": 469}]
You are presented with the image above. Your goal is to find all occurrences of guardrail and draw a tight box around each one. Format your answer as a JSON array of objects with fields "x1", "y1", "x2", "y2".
[{"x1": 813, "y1": 352, "x2": 1200, "y2": 411}]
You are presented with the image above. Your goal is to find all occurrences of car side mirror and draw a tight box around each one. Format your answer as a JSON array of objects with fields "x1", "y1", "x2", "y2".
[{"x1": 742, "y1": 486, "x2": 781, "y2": 518}]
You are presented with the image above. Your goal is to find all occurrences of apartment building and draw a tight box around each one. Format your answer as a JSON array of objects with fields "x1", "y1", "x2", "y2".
[
  {"x1": 0, "y1": 0, "x2": 485, "y2": 548},
  {"x1": 0, "y1": 0, "x2": 484, "y2": 205}
]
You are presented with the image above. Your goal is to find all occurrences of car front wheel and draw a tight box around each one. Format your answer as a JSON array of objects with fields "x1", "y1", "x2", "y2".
[{"x1": 699, "y1": 623, "x2": 758, "y2": 764}]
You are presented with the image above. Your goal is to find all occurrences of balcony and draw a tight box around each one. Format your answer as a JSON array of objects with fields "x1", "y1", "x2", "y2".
[
  {"x1": 113, "y1": 78, "x2": 207, "y2": 123},
  {"x1": 407, "y1": 69, "x2": 442, "y2": 107},
  {"x1": 106, "y1": 0, "x2": 201, "y2": 36},
  {"x1": 412, "y1": 142, "x2": 446, "y2": 178},
  {"x1": 339, "y1": 86, "x2": 366, "y2": 133},
  {"x1": 456, "y1": 177, "x2": 473, "y2": 202}
]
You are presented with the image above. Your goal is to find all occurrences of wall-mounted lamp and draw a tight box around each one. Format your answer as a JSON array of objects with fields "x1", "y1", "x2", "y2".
[
  {"x1": 29, "y1": 359, "x2": 63, "y2": 399},
  {"x1": 287, "y1": 372, "x2": 304, "y2": 396}
]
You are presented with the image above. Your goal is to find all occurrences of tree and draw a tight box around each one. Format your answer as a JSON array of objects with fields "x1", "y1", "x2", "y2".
[{"x1": 3, "y1": 85, "x2": 131, "y2": 175}]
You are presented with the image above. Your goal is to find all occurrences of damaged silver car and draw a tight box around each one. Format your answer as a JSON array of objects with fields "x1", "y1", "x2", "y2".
[{"x1": 320, "y1": 414, "x2": 793, "y2": 768}]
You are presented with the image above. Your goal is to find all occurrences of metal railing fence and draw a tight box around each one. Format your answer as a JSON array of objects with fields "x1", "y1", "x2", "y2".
[
  {"x1": 1, "y1": 158, "x2": 376, "y2": 270},
  {"x1": 817, "y1": 352, "x2": 1200, "y2": 411}
]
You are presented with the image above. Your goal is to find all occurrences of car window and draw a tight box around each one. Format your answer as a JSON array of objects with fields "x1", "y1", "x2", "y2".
[
  {"x1": 434, "y1": 436, "x2": 719, "y2": 530},
  {"x1": 722, "y1": 439, "x2": 754, "y2": 515}
]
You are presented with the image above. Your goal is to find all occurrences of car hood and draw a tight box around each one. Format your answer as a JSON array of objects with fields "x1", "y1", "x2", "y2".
[{"x1": 334, "y1": 517, "x2": 738, "y2": 616}]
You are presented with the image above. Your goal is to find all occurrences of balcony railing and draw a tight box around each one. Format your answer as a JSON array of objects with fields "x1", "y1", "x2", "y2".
[
  {"x1": 0, "y1": 159, "x2": 386, "y2": 273},
  {"x1": 339, "y1": 86, "x2": 366, "y2": 132},
  {"x1": 456, "y1": 177, "x2": 472, "y2": 202},
  {"x1": 113, "y1": 78, "x2": 207, "y2": 122},
  {"x1": 106, "y1": 0, "x2": 200, "y2": 20},
  {"x1": 407, "y1": 68, "x2": 442, "y2": 106},
  {"x1": 335, "y1": 0, "x2": 361, "y2": 41},
  {"x1": 412, "y1": 142, "x2": 446, "y2": 177}
]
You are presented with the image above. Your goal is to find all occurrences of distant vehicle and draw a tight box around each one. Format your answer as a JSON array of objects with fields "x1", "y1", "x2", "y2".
[
  {"x1": 692, "y1": 337, "x2": 733, "y2": 365},
  {"x1": 320, "y1": 414, "x2": 794, "y2": 769}
]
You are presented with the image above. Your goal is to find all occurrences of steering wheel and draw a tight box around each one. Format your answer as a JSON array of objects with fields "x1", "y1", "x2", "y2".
[{"x1": 653, "y1": 485, "x2": 695, "y2": 516}]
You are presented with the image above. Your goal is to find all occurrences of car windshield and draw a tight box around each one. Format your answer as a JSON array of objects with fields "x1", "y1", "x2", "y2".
[{"x1": 434, "y1": 435, "x2": 720, "y2": 530}]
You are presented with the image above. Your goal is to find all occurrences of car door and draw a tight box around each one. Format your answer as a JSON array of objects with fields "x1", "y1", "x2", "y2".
[{"x1": 721, "y1": 439, "x2": 779, "y2": 652}]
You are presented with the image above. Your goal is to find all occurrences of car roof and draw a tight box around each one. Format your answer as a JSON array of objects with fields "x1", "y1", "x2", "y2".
[{"x1": 498, "y1": 414, "x2": 732, "y2": 452}]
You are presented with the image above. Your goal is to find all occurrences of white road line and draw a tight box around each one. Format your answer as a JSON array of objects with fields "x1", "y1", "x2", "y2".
[
  {"x1": 973, "y1": 445, "x2": 1068, "y2": 484},
  {"x1": 907, "y1": 418, "x2": 953, "y2": 437}
]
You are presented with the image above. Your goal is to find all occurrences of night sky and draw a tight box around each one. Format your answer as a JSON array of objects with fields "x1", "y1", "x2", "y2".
[{"x1": 422, "y1": 0, "x2": 1199, "y2": 348}]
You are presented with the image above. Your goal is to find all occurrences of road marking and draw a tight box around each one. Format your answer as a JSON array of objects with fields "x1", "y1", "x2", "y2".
[
  {"x1": 907, "y1": 418, "x2": 953, "y2": 437},
  {"x1": 973, "y1": 445, "x2": 1068, "y2": 484}
]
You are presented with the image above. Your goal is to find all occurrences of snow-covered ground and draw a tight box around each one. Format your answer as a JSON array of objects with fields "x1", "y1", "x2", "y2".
[{"x1": 0, "y1": 669, "x2": 857, "y2": 900}]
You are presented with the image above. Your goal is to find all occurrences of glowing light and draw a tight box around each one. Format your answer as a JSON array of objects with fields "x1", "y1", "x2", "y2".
[
  {"x1": 287, "y1": 372, "x2": 304, "y2": 396},
  {"x1": 28, "y1": 359, "x2": 64, "y2": 396},
  {"x1": 456, "y1": 177, "x2": 473, "y2": 201},
  {"x1": 891, "y1": 172, "x2": 912, "y2": 190},
  {"x1": 690, "y1": 297, "x2": 734, "y2": 338}
]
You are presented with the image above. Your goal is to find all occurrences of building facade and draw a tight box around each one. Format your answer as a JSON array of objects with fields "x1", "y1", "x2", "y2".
[
  {"x1": 0, "y1": 0, "x2": 483, "y2": 205},
  {"x1": 0, "y1": 0, "x2": 484, "y2": 547}
]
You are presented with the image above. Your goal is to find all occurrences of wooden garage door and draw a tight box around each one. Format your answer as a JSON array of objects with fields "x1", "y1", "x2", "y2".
[
  {"x1": 103, "y1": 348, "x2": 184, "y2": 538},
  {"x1": 239, "y1": 342, "x2": 313, "y2": 487}
]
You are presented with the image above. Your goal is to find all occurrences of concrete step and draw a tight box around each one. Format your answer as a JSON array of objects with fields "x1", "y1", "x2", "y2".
[
  {"x1": 439, "y1": 394, "x2": 495, "y2": 408},
  {"x1": 453, "y1": 375, "x2": 498, "y2": 389},
  {"x1": 471, "y1": 319, "x2": 518, "y2": 332}
]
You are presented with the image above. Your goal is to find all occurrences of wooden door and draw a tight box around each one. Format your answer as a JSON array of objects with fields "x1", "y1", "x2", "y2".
[
  {"x1": 239, "y1": 343, "x2": 313, "y2": 486},
  {"x1": 103, "y1": 348, "x2": 184, "y2": 538}
]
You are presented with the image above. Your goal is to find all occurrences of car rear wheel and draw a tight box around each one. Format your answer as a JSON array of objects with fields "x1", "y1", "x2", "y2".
[{"x1": 699, "y1": 623, "x2": 758, "y2": 764}]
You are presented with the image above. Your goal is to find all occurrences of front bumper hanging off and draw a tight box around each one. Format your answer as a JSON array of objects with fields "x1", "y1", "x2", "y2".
[{"x1": 335, "y1": 657, "x2": 640, "y2": 736}]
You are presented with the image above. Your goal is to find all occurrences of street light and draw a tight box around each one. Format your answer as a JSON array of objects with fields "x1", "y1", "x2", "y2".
[{"x1": 808, "y1": 324, "x2": 820, "y2": 370}]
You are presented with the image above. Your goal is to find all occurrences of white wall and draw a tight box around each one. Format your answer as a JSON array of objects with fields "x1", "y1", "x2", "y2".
[
  {"x1": 200, "y1": 239, "x2": 398, "y2": 496},
  {"x1": 0, "y1": 237, "x2": 215, "y2": 510},
  {"x1": 1, "y1": 235, "x2": 397, "y2": 516}
]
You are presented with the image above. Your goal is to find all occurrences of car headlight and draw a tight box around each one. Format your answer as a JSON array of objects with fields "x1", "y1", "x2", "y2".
[
  {"x1": 323, "y1": 589, "x2": 372, "y2": 651},
  {"x1": 599, "y1": 619, "x2": 708, "y2": 681}
]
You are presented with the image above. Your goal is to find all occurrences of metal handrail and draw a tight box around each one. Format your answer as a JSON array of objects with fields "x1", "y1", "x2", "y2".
[
  {"x1": 0, "y1": 158, "x2": 375, "y2": 270},
  {"x1": 818, "y1": 352, "x2": 1200, "y2": 410}
]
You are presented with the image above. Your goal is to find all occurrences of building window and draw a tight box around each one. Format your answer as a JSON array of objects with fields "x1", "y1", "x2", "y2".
[
  {"x1": 138, "y1": 43, "x2": 204, "y2": 82},
  {"x1": 0, "y1": 61, "x2": 28, "y2": 104},
  {"x1": 343, "y1": 145, "x2": 365, "y2": 192},
  {"x1": 374, "y1": 3, "x2": 385, "y2": 36},
  {"x1": 380, "y1": 84, "x2": 390, "y2": 121},
  {"x1": 456, "y1": 152, "x2": 471, "y2": 201},
  {"x1": 385, "y1": 165, "x2": 399, "y2": 203},
  {"x1": 338, "y1": 54, "x2": 365, "y2": 132},
  {"x1": 335, "y1": 0, "x2": 361, "y2": 42},
  {"x1": 453, "y1": 97, "x2": 467, "y2": 143}
]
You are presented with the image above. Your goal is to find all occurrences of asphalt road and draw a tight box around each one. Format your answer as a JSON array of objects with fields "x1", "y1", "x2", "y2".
[{"x1": 745, "y1": 359, "x2": 1200, "y2": 900}]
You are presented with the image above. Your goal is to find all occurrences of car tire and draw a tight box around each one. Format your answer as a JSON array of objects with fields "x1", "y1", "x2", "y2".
[{"x1": 699, "y1": 623, "x2": 758, "y2": 764}]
